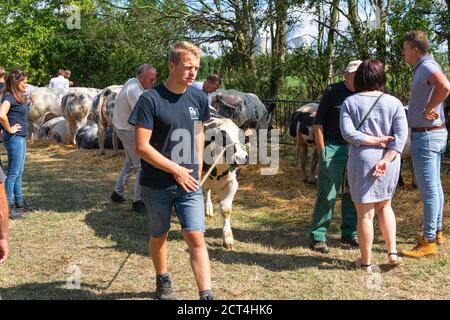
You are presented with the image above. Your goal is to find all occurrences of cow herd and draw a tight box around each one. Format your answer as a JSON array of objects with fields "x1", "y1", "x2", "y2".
[{"x1": 3, "y1": 84, "x2": 271, "y2": 248}]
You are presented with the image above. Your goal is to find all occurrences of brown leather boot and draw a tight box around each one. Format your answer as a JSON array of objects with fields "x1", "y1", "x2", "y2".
[{"x1": 402, "y1": 236, "x2": 437, "y2": 258}]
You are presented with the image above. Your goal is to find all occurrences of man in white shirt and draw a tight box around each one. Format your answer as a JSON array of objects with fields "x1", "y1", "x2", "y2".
[
  {"x1": 111, "y1": 64, "x2": 157, "y2": 213},
  {"x1": 191, "y1": 74, "x2": 221, "y2": 106},
  {"x1": 48, "y1": 69, "x2": 70, "y2": 89}
]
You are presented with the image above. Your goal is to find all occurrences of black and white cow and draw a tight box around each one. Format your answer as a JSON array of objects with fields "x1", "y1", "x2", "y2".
[
  {"x1": 211, "y1": 89, "x2": 269, "y2": 134},
  {"x1": 289, "y1": 103, "x2": 319, "y2": 184},
  {"x1": 202, "y1": 115, "x2": 248, "y2": 249},
  {"x1": 75, "y1": 121, "x2": 122, "y2": 150},
  {"x1": 92, "y1": 85, "x2": 122, "y2": 155}
]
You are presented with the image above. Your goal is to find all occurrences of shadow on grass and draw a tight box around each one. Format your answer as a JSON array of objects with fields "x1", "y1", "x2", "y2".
[
  {"x1": 85, "y1": 208, "x2": 352, "y2": 272},
  {"x1": 207, "y1": 247, "x2": 352, "y2": 272},
  {"x1": 1, "y1": 281, "x2": 154, "y2": 300}
]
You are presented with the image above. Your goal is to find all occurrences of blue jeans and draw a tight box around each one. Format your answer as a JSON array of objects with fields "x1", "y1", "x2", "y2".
[
  {"x1": 3, "y1": 133, "x2": 27, "y2": 206},
  {"x1": 142, "y1": 184, "x2": 205, "y2": 238},
  {"x1": 410, "y1": 128, "x2": 448, "y2": 240}
]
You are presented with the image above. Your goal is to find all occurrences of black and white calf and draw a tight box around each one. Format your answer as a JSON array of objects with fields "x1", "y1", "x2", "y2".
[
  {"x1": 289, "y1": 103, "x2": 319, "y2": 183},
  {"x1": 201, "y1": 116, "x2": 248, "y2": 249}
]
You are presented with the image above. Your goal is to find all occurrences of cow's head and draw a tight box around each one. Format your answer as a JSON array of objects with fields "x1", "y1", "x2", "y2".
[
  {"x1": 62, "y1": 90, "x2": 94, "y2": 116},
  {"x1": 204, "y1": 118, "x2": 248, "y2": 166}
]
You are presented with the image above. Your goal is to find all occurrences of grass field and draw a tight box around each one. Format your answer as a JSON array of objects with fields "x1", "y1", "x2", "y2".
[{"x1": 0, "y1": 142, "x2": 449, "y2": 300}]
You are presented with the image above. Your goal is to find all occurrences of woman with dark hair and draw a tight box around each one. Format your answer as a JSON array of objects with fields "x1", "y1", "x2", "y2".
[
  {"x1": 0, "y1": 69, "x2": 29, "y2": 219},
  {"x1": 340, "y1": 60, "x2": 409, "y2": 272}
]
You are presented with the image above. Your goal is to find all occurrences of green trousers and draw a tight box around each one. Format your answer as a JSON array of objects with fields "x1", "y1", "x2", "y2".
[{"x1": 309, "y1": 142, "x2": 357, "y2": 242}]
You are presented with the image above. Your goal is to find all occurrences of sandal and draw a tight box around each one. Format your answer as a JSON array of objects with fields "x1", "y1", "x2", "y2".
[
  {"x1": 354, "y1": 259, "x2": 373, "y2": 273},
  {"x1": 388, "y1": 253, "x2": 402, "y2": 266}
]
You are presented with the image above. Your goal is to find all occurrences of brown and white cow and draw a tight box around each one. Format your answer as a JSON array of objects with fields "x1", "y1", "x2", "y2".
[
  {"x1": 61, "y1": 88, "x2": 100, "y2": 145},
  {"x1": 92, "y1": 85, "x2": 123, "y2": 155},
  {"x1": 201, "y1": 116, "x2": 248, "y2": 249}
]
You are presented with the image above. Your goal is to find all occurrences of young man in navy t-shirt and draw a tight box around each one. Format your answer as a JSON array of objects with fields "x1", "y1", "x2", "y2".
[{"x1": 128, "y1": 42, "x2": 213, "y2": 300}]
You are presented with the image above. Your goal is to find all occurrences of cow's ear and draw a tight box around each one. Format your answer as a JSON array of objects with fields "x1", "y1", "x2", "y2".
[{"x1": 61, "y1": 95, "x2": 69, "y2": 110}]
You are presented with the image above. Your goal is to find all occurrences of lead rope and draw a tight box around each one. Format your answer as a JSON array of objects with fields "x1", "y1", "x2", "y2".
[{"x1": 200, "y1": 142, "x2": 244, "y2": 187}]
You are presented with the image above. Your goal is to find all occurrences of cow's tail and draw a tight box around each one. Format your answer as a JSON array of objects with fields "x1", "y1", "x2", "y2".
[{"x1": 97, "y1": 89, "x2": 111, "y2": 128}]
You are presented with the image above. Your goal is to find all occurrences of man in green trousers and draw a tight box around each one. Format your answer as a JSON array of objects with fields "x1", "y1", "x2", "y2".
[{"x1": 309, "y1": 60, "x2": 362, "y2": 254}]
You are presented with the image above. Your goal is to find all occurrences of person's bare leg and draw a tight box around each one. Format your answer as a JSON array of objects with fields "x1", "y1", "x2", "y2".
[
  {"x1": 375, "y1": 200, "x2": 399, "y2": 262},
  {"x1": 150, "y1": 233, "x2": 169, "y2": 275},
  {"x1": 355, "y1": 203, "x2": 375, "y2": 268},
  {"x1": 183, "y1": 231, "x2": 211, "y2": 291}
]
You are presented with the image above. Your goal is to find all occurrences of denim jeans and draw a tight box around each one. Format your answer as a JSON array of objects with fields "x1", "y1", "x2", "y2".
[
  {"x1": 410, "y1": 128, "x2": 448, "y2": 240},
  {"x1": 3, "y1": 133, "x2": 27, "y2": 205},
  {"x1": 142, "y1": 184, "x2": 205, "y2": 238}
]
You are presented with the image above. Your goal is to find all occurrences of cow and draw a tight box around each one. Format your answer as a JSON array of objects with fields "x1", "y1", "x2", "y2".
[
  {"x1": 211, "y1": 89, "x2": 269, "y2": 135},
  {"x1": 28, "y1": 88, "x2": 69, "y2": 139},
  {"x1": 61, "y1": 88, "x2": 101, "y2": 145},
  {"x1": 290, "y1": 104, "x2": 416, "y2": 187},
  {"x1": 75, "y1": 121, "x2": 122, "y2": 150},
  {"x1": 92, "y1": 85, "x2": 123, "y2": 155},
  {"x1": 289, "y1": 103, "x2": 319, "y2": 184},
  {"x1": 201, "y1": 115, "x2": 248, "y2": 249},
  {"x1": 37, "y1": 116, "x2": 69, "y2": 144}
]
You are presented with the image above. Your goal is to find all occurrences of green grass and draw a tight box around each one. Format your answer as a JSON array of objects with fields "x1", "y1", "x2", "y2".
[{"x1": 0, "y1": 142, "x2": 448, "y2": 300}]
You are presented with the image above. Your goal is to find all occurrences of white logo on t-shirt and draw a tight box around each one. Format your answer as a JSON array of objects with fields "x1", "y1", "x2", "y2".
[{"x1": 189, "y1": 107, "x2": 200, "y2": 120}]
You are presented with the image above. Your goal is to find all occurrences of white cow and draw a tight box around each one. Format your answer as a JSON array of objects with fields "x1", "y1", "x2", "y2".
[
  {"x1": 61, "y1": 88, "x2": 101, "y2": 145},
  {"x1": 201, "y1": 116, "x2": 248, "y2": 249}
]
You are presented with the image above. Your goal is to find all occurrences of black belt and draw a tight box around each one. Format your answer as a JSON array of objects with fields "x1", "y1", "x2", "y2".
[{"x1": 411, "y1": 124, "x2": 445, "y2": 132}]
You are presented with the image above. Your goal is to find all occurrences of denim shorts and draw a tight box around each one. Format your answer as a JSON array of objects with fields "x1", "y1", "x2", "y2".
[{"x1": 142, "y1": 184, "x2": 205, "y2": 238}]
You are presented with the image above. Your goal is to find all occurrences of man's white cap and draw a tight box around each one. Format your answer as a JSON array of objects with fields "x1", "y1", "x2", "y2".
[{"x1": 344, "y1": 60, "x2": 363, "y2": 73}]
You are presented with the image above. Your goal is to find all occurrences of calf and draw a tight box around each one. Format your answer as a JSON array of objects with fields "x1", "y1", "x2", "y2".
[
  {"x1": 92, "y1": 85, "x2": 123, "y2": 155},
  {"x1": 289, "y1": 103, "x2": 319, "y2": 183},
  {"x1": 201, "y1": 116, "x2": 248, "y2": 249},
  {"x1": 61, "y1": 88, "x2": 100, "y2": 145}
]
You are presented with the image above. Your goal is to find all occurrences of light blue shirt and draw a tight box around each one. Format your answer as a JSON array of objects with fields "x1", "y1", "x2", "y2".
[{"x1": 408, "y1": 54, "x2": 446, "y2": 128}]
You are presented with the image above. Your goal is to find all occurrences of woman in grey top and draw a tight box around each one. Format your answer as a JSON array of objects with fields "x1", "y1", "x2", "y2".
[{"x1": 340, "y1": 60, "x2": 409, "y2": 272}]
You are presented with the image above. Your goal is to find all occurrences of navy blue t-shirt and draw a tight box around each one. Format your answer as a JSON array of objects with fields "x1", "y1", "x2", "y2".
[
  {"x1": 2, "y1": 92, "x2": 29, "y2": 137},
  {"x1": 128, "y1": 84, "x2": 211, "y2": 189},
  {"x1": 0, "y1": 83, "x2": 5, "y2": 90}
]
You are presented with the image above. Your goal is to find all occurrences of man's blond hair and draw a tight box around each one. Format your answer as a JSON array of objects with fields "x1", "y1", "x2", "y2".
[
  {"x1": 404, "y1": 31, "x2": 430, "y2": 55},
  {"x1": 168, "y1": 41, "x2": 202, "y2": 64}
]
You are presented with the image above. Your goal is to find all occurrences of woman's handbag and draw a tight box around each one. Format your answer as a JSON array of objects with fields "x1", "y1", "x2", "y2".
[{"x1": 341, "y1": 93, "x2": 384, "y2": 194}]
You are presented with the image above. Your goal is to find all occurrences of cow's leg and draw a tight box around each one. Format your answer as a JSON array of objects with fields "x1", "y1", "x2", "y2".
[
  {"x1": 205, "y1": 189, "x2": 214, "y2": 217},
  {"x1": 67, "y1": 119, "x2": 77, "y2": 145},
  {"x1": 296, "y1": 133, "x2": 308, "y2": 182},
  {"x1": 98, "y1": 122, "x2": 107, "y2": 155},
  {"x1": 112, "y1": 127, "x2": 119, "y2": 157},
  {"x1": 220, "y1": 178, "x2": 238, "y2": 250},
  {"x1": 308, "y1": 145, "x2": 319, "y2": 184}
]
